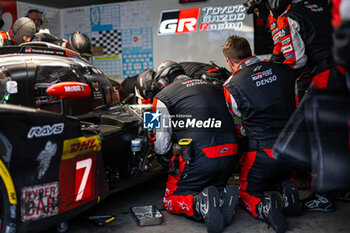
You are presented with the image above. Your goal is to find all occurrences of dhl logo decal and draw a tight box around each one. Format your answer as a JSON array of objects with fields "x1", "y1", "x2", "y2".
[{"x1": 62, "y1": 135, "x2": 101, "y2": 160}]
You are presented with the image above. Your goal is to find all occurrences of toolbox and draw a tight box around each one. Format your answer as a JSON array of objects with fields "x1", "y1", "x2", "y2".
[{"x1": 130, "y1": 205, "x2": 163, "y2": 226}]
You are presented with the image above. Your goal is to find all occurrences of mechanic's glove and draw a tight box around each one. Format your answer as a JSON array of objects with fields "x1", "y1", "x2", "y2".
[
  {"x1": 157, "y1": 155, "x2": 171, "y2": 169},
  {"x1": 270, "y1": 52, "x2": 285, "y2": 63},
  {"x1": 168, "y1": 157, "x2": 180, "y2": 176},
  {"x1": 156, "y1": 150, "x2": 173, "y2": 169}
]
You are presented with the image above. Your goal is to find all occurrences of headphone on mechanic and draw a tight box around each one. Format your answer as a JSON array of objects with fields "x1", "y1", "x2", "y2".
[{"x1": 26, "y1": 9, "x2": 43, "y2": 26}]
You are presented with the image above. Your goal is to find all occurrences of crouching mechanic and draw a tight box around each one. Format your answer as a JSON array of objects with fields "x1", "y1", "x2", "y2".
[
  {"x1": 152, "y1": 60, "x2": 239, "y2": 233},
  {"x1": 222, "y1": 35, "x2": 301, "y2": 233},
  {"x1": 0, "y1": 17, "x2": 36, "y2": 46}
]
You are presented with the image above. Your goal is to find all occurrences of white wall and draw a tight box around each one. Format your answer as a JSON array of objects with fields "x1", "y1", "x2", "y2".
[
  {"x1": 150, "y1": 0, "x2": 253, "y2": 68},
  {"x1": 17, "y1": 0, "x2": 255, "y2": 79}
]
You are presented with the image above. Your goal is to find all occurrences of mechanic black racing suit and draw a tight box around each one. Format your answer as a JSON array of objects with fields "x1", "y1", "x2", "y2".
[
  {"x1": 223, "y1": 56, "x2": 296, "y2": 218},
  {"x1": 153, "y1": 77, "x2": 238, "y2": 219},
  {"x1": 277, "y1": 0, "x2": 346, "y2": 98}
]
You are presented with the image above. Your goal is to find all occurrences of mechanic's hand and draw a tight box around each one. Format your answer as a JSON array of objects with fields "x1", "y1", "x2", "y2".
[
  {"x1": 156, "y1": 154, "x2": 171, "y2": 169},
  {"x1": 158, "y1": 155, "x2": 180, "y2": 176},
  {"x1": 168, "y1": 157, "x2": 180, "y2": 175}
]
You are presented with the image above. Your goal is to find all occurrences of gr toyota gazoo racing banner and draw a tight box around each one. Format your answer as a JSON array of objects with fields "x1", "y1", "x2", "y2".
[
  {"x1": 158, "y1": 8, "x2": 200, "y2": 35},
  {"x1": 158, "y1": 4, "x2": 246, "y2": 35}
]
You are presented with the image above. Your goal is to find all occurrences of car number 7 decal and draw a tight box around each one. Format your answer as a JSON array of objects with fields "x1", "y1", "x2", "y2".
[{"x1": 75, "y1": 158, "x2": 92, "y2": 202}]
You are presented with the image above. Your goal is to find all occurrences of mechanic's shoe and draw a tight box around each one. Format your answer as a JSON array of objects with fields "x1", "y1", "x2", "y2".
[
  {"x1": 281, "y1": 180, "x2": 302, "y2": 216},
  {"x1": 332, "y1": 191, "x2": 350, "y2": 202},
  {"x1": 302, "y1": 193, "x2": 335, "y2": 212},
  {"x1": 220, "y1": 184, "x2": 239, "y2": 226},
  {"x1": 193, "y1": 186, "x2": 225, "y2": 233},
  {"x1": 339, "y1": 192, "x2": 350, "y2": 202},
  {"x1": 257, "y1": 193, "x2": 287, "y2": 233}
]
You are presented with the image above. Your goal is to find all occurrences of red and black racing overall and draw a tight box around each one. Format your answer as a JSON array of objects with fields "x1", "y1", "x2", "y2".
[
  {"x1": 153, "y1": 77, "x2": 238, "y2": 219},
  {"x1": 268, "y1": 15, "x2": 284, "y2": 62},
  {"x1": 277, "y1": 0, "x2": 346, "y2": 100},
  {"x1": 0, "y1": 31, "x2": 15, "y2": 46},
  {"x1": 223, "y1": 56, "x2": 296, "y2": 218}
]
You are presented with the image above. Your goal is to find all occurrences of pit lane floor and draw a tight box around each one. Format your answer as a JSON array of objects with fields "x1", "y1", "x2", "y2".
[{"x1": 44, "y1": 174, "x2": 350, "y2": 233}]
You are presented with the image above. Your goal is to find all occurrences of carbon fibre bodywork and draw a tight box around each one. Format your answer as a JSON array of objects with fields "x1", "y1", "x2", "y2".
[{"x1": 0, "y1": 43, "x2": 160, "y2": 233}]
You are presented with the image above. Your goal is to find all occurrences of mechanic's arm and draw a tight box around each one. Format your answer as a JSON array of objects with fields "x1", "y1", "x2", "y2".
[
  {"x1": 268, "y1": 15, "x2": 284, "y2": 62},
  {"x1": 223, "y1": 87, "x2": 245, "y2": 138},
  {"x1": 152, "y1": 98, "x2": 173, "y2": 162},
  {"x1": 277, "y1": 15, "x2": 307, "y2": 69}
]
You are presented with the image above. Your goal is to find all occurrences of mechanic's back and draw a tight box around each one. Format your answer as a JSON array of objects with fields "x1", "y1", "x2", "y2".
[
  {"x1": 155, "y1": 77, "x2": 236, "y2": 141},
  {"x1": 224, "y1": 58, "x2": 296, "y2": 141}
]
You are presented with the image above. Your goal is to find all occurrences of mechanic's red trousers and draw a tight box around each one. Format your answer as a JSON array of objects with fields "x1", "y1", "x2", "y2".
[
  {"x1": 163, "y1": 156, "x2": 196, "y2": 217},
  {"x1": 239, "y1": 148, "x2": 292, "y2": 218},
  {"x1": 311, "y1": 65, "x2": 346, "y2": 89},
  {"x1": 296, "y1": 65, "x2": 346, "y2": 106},
  {"x1": 163, "y1": 152, "x2": 234, "y2": 219}
]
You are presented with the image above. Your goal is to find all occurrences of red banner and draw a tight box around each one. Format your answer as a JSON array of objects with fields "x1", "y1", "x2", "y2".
[{"x1": 0, "y1": 0, "x2": 17, "y2": 31}]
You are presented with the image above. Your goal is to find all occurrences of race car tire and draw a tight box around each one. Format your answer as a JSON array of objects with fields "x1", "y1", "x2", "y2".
[{"x1": 0, "y1": 177, "x2": 15, "y2": 233}]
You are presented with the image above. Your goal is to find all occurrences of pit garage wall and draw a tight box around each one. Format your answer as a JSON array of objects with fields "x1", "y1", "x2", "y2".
[
  {"x1": 16, "y1": 0, "x2": 253, "y2": 82},
  {"x1": 61, "y1": 2, "x2": 154, "y2": 81},
  {"x1": 152, "y1": 0, "x2": 253, "y2": 69},
  {"x1": 16, "y1": 2, "x2": 61, "y2": 37}
]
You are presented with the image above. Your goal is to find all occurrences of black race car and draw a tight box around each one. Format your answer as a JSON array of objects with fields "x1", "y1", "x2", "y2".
[{"x1": 0, "y1": 42, "x2": 161, "y2": 233}]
